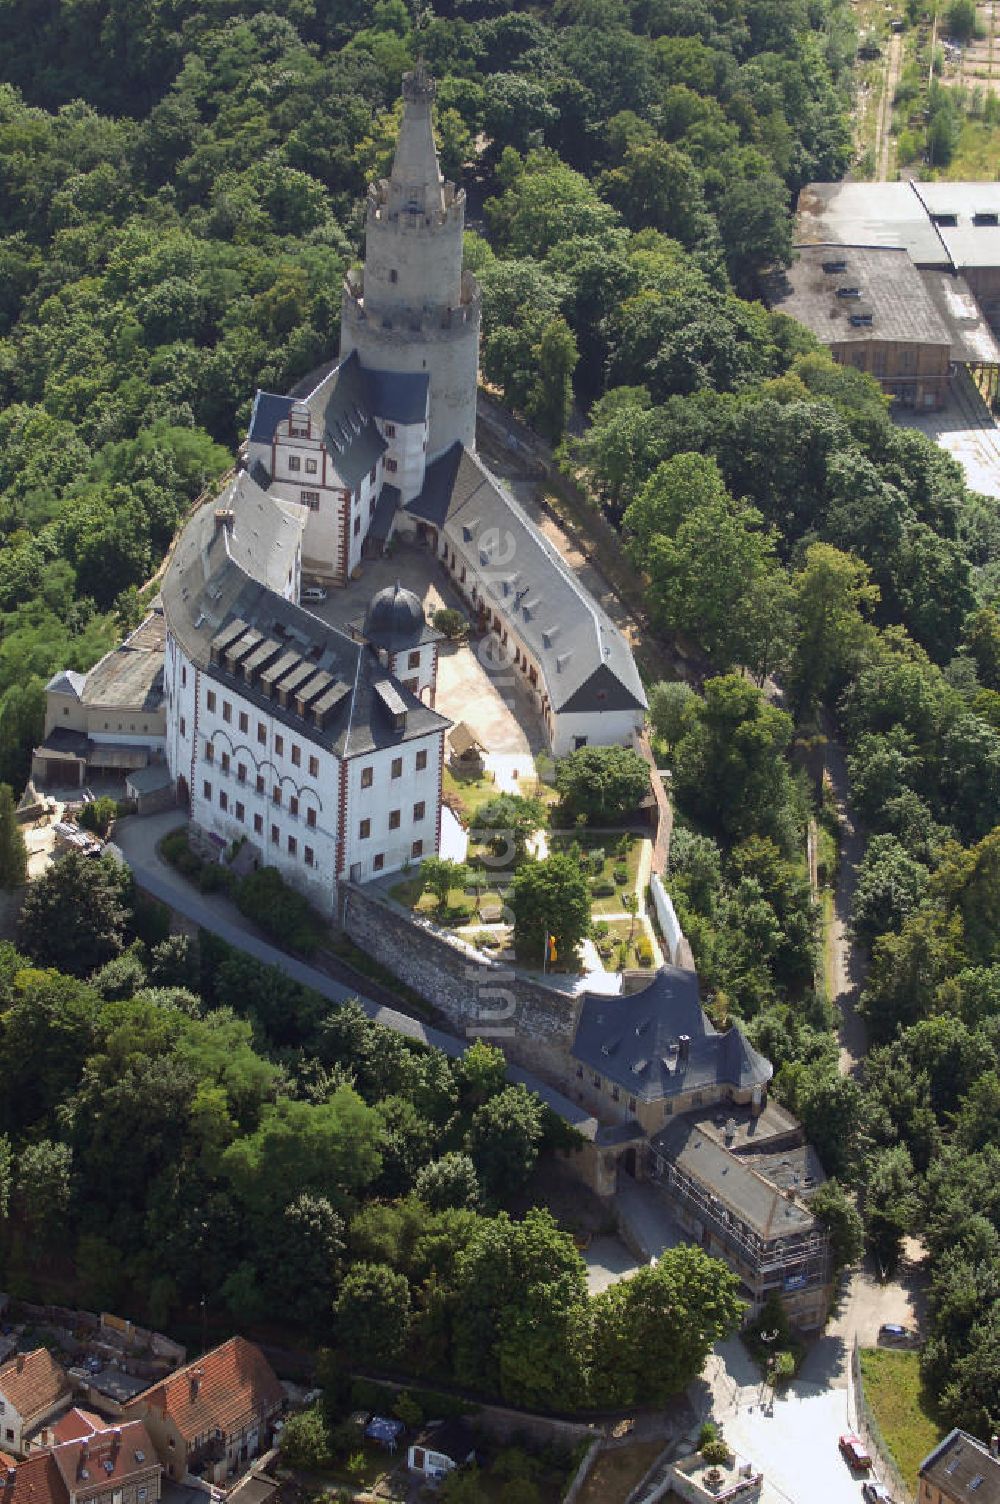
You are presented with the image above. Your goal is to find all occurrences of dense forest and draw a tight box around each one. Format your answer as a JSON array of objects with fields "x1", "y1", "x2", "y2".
[{"x1": 0, "y1": 0, "x2": 999, "y2": 1440}]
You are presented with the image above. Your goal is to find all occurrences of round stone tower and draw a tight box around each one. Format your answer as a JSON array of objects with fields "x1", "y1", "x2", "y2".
[{"x1": 340, "y1": 64, "x2": 481, "y2": 462}]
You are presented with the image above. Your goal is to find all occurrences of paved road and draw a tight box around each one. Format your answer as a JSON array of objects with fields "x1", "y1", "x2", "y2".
[
  {"x1": 822, "y1": 727, "x2": 869, "y2": 1075},
  {"x1": 112, "y1": 811, "x2": 598, "y2": 1134}
]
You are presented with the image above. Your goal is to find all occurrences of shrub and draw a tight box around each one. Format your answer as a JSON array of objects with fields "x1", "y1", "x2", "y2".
[
  {"x1": 78, "y1": 795, "x2": 118, "y2": 840},
  {"x1": 588, "y1": 849, "x2": 605, "y2": 874},
  {"x1": 702, "y1": 1439, "x2": 730, "y2": 1466},
  {"x1": 591, "y1": 877, "x2": 616, "y2": 897},
  {"x1": 698, "y1": 1422, "x2": 718, "y2": 1449},
  {"x1": 160, "y1": 829, "x2": 191, "y2": 864},
  {"x1": 433, "y1": 607, "x2": 468, "y2": 639},
  {"x1": 235, "y1": 866, "x2": 324, "y2": 955},
  {"x1": 613, "y1": 863, "x2": 629, "y2": 885},
  {"x1": 635, "y1": 935, "x2": 653, "y2": 966},
  {"x1": 198, "y1": 861, "x2": 230, "y2": 894}
]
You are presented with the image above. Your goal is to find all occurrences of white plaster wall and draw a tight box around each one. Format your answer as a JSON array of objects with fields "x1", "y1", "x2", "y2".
[
  {"x1": 388, "y1": 641, "x2": 437, "y2": 701},
  {"x1": 341, "y1": 737, "x2": 440, "y2": 880},
  {"x1": 379, "y1": 417, "x2": 427, "y2": 503},
  {"x1": 550, "y1": 709, "x2": 644, "y2": 758},
  {"x1": 342, "y1": 310, "x2": 479, "y2": 460},
  {"x1": 650, "y1": 874, "x2": 686, "y2": 966},
  {"x1": 164, "y1": 633, "x2": 197, "y2": 797}
]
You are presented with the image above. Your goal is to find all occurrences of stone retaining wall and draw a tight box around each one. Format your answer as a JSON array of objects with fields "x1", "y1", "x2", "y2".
[{"x1": 340, "y1": 884, "x2": 580, "y2": 1077}]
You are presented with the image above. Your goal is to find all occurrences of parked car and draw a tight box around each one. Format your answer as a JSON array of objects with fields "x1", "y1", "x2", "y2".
[
  {"x1": 840, "y1": 1435, "x2": 873, "y2": 1472},
  {"x1": 878, "y1": 1324, "x2": 911, "y2": 1344},
  {"x1": 863, "y1": 1482, "x2": 894, "y2": 1503},
  {"x1": 302, "y1": 586, "x2": 328, "y2": 603}
]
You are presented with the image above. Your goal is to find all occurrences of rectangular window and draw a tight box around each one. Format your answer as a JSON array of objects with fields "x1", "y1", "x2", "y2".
[
  {"x1": 258, "y1": 723, "x2": 267, "y2": 745},
  {"x1": 206, "y1": 691, "x2": 216, "y2": 713},
  {"x1": 289, "y1": 795, "x2": 299, "y2": 818},
  {"x1": 182, "y1": 666, "x2": 187, "y2": 687},
  {"x1": 256, "y1": 774, "x2": 265, "y2": 795},
  {"x1": 369, "y1": 464, "x2": 377, "y2": 483},
  {"x1": 301, "y1": 490, "x2": 320, "y2": 510},
  {"x1": 272, "y1": 786, "x2": 281, "y2": 805},
  {"x1": 275, "y1": 734, "x2": 283, "y2": 756},
  {"x1": 389, "y1": 809, "x2": 401, "y2": 830},
  {"x1": 180, "y1": 716, "x2": 186, "y2": 737},
  {"x1": 408, "y1": 650, "x2": 421, "y2": 669},
  {"x1": 235, "y1": 802, "x2": 245, "y2": 822},
  {"x1": 288, "y1": 836, "x2": 297, "y2": 856},
  {"x1": 222, "y1": 701, "x2": 231, "y2": 723},
  {"x1": 593, "y1": 1074, "x2": 601, "y2": 1089},
  {"x1": 385, "y1": 457, "x2": 398, "y2": 473},
  {"x1": 204, "y1": 742, "x2": 214, "y2": 763},
  {"x1": 391, "y1": 757, "x2": 402, "y2": 779},
  {"x1": 291, "y1": 744, "x2": 301, "y2": 767},
  {"x1": 239, "y1": 711, "x2": 248, "y2": 733},
  {"x1": 309, "y1": 755, "x2": 319, "y2": 777},
  {"x1": 361, "y1": 766, "x2": 374, "y2": 788},
  {"x1": 219, "y1": 791, "x2": 228, "y2": 812},
  {"x1": 271, "y1": 823, "x2": 279, "y2": 844},
  {"x1": 611, "y1": 1084, "x2": 620, "y2": 1102},
  {"x1": 359, "y1": 818, "x2": 371, "y2": 840},
  {"x1": 306, "y1": 808, "x2": 316, "y2": 828},
  {"x1": 353, "y1": 515, "x2": 361, "y2": 536},
  {"x1": 305, "y1": 458, "x2": 317, "y2": 474},
  {"x1": 373, "y1": 853, "x2": 384, "y2": 872},
  {"x1": 389, "y1": 269, "x2": 398, "y2": 283},
  {"x1": 203, "y1": 781, "x2": 212, "y2": 800},
  {"x1": 237, "y1": 764, "x2": 246, "y2": 783},
  {"x1": 254, "y1": 814, "x2": 263, "y2": 835},
  {"x1": 413, "y1": 801, "x2": 425, "y2": 821},
  {"x1": 628, "y1": 1096, "x2": 637, "y2": 1113},
  {"x1": 221, "y1": 751, "x2": 230, "y2": 773},
  {"x1": 288, "y1": 455, "x2": 301, "y2": 472},
  {"x1": 411, "y1": 839, "x2": 423, "y2": 859},
  {"x1": 304, "y1": 845, "x2": 314, "y2": 868},
  {"x1": 416, "y1": 749, "x2": 428, "y2": 772},
  {"x1": 385, "y1": 422, "x2": 396, "y2": 438}
]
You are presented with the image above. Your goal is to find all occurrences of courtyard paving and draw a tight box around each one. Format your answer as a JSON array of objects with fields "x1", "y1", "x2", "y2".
[{"x1": 309, "y1": 537, "x2": 547, "y2": 786}]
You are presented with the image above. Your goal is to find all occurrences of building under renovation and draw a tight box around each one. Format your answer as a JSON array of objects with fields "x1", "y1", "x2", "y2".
[{"x1": 770, "y1": 179, "x2": 1000, "y2": 408}]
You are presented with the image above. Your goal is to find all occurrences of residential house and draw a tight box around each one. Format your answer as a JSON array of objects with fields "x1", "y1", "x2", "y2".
[
  {"x1": 30, "y1": 1412, "x2": 105, "y2": 1453},
  {"x1": 919, "y1": 1431, "x2": 1000, "y2": 1504},
  {"x1": 0, "y1": 1420, "x2": 159, "y2": 1504},
  {"x1": 406, "y1": 1419, "x2": 476, "y2": 1481},
  {"x1": 124, "y1": 1338, "x2": 284, "y2": 1486},
  {"x1": 0, "y1": 1351, "x2": 72, "y2": 1456}
]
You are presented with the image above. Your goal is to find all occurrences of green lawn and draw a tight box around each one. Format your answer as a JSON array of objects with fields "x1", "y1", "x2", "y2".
[
  {"x1": 858, "y1": 1348, "x2": 945, "y2": 1490},
  {"x1": 549, "y1": 831, "x2": 644, "y2": 917}
]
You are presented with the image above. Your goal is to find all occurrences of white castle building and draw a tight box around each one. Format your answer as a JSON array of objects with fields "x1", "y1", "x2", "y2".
[{"x1": 33, "y1": 66, "x2": 646, "y2": 911}]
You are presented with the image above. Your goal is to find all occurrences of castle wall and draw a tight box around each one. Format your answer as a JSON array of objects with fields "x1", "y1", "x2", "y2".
[{"x1": 340, "y1": 883, "x2": 580, "y2": 1078}]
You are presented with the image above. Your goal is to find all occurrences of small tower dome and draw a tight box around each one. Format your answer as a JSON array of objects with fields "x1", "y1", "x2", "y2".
[{"x1": 364, "y1": 582, "x2": 426, "y2": 648}]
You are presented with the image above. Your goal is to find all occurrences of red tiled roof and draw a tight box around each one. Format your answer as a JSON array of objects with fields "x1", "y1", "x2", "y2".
[
  {"x1": 46, "y1": 1416, "x2": 103, "y2": 1449},
  {"x1": 0, "y1": 1451, "x2": 63, "y2": 1504},
  {"x1": 0, "y1": 1354, "x2": 71, "y2": 1426},
  {"x1": 128, "y1": 1338, "x2": 282, "y2": 1445},
  {"x1": 51, "y1": 1420, "x2": 157, "y2": 1498}
]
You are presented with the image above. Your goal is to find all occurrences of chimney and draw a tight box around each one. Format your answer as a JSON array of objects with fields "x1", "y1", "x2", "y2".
[
  {"x1": 213, "y1": 509, "x2": 234, "y2": 537},
  {"x1": 15, "y1": 1356, "x2": 23, "y2": 1374},
  {"x1": 991, "y1": 1438, "x2": 999, "y2": 1459},
  {"x1": 190, "y1": 1369, "x2": 203, "y2": 1401},
  {"x1": 678, "y1": 1034, "x2": 690, "y2": 1065}
]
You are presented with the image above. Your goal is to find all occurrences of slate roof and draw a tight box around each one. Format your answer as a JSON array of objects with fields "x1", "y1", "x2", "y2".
[
  {"x1": 301, "y1": 353, "x2": 386, "y2": 490},
  {"x1": 363, "y1": 367, "x2": 428, "y2": 425},
  {"x1": 653, "y1": 1119, "x2": 817, "y2": 1240},
  {"x1": 44, "y1": 671, "x2": 85, "y2": 699},
  {"x1": 0, "y1": 1351, "x2": 72, "y2": 1426},
  {"x1": 126, "y1": 1337, "x2": 282, "y2": 1446},
  {"x1": 406, "y1": 446, "x2": 646, "y2": 716},
  {"x1": 247, "y1": 392, "x2": 294, "y2": 446},
  {"x1": 78, "y1": 611, "x2": 166, "y2": 713},
  {"x1": 368, "y1": 483, "x2": 401, "y2": 544},
  {"x1": 571, "y1": 966, "x2": 772, "y2": 1104},
  {"x1": 161, "y1": 490, "x2": 449, "y2": 759},
  {"x1": 920, "y1": 1431, "x2": 1000, "y2": 1504}
]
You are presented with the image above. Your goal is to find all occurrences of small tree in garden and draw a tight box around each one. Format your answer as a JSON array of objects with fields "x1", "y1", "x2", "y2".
[
  {"x1": 509, "y1": 852, "x2": 591, "y2": 965},
  {"x1": 420, "y1": 856, "x2": 471, "y2": 912},
  {"x1": 555, "y1": 745, "x2": 650, "y2": 823}
]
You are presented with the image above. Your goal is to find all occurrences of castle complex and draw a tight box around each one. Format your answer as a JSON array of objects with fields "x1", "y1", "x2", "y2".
[{"x1": 33, "y1": 65, "x2": 646, "y2": 906}]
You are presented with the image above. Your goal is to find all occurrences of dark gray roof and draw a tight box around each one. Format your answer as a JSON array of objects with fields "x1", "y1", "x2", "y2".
[
  {"x1": 363, "y1": 367, "x2": 429, "y2": 425},
  {"x1": 35, "y1": 727, "x2": 90, "y2": 759},
  {"x1": 369, "y1": 483, "x2": 401, "y2": 543},
  {"x1": 571, "y1": 966, "x2": 772, "y2": 1104},
  {"x1": 45, "y1": 669, "x2": 86, "y2": 698},
  {"x1": 767, "y1": 244, "x2": 952, "y2": 347},
  {"x1": 126, "y1": 763, "x2": 173, "y2": 795},
  {"x1": 302, "y1": 352, "x2": 386, "y2": 490},
  {"x1": 406, "y1": 447, "x2": 646, "y2": 716},
  {"x1": 161, "y1": 492, "x2": 449, "y2": 761},
  {"x1": 921, "y1": 1433, "x2": 1000, "y2": 1504},
  {"x1": 248, "y1": 392, "x2": 294, "y2": 445},
  {"x1": 357, "y1": 582, "x2": 440, "y2": 652},
  {"x1": 653, "y1": 1119, "x2": 817, "y2": 1240}
]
